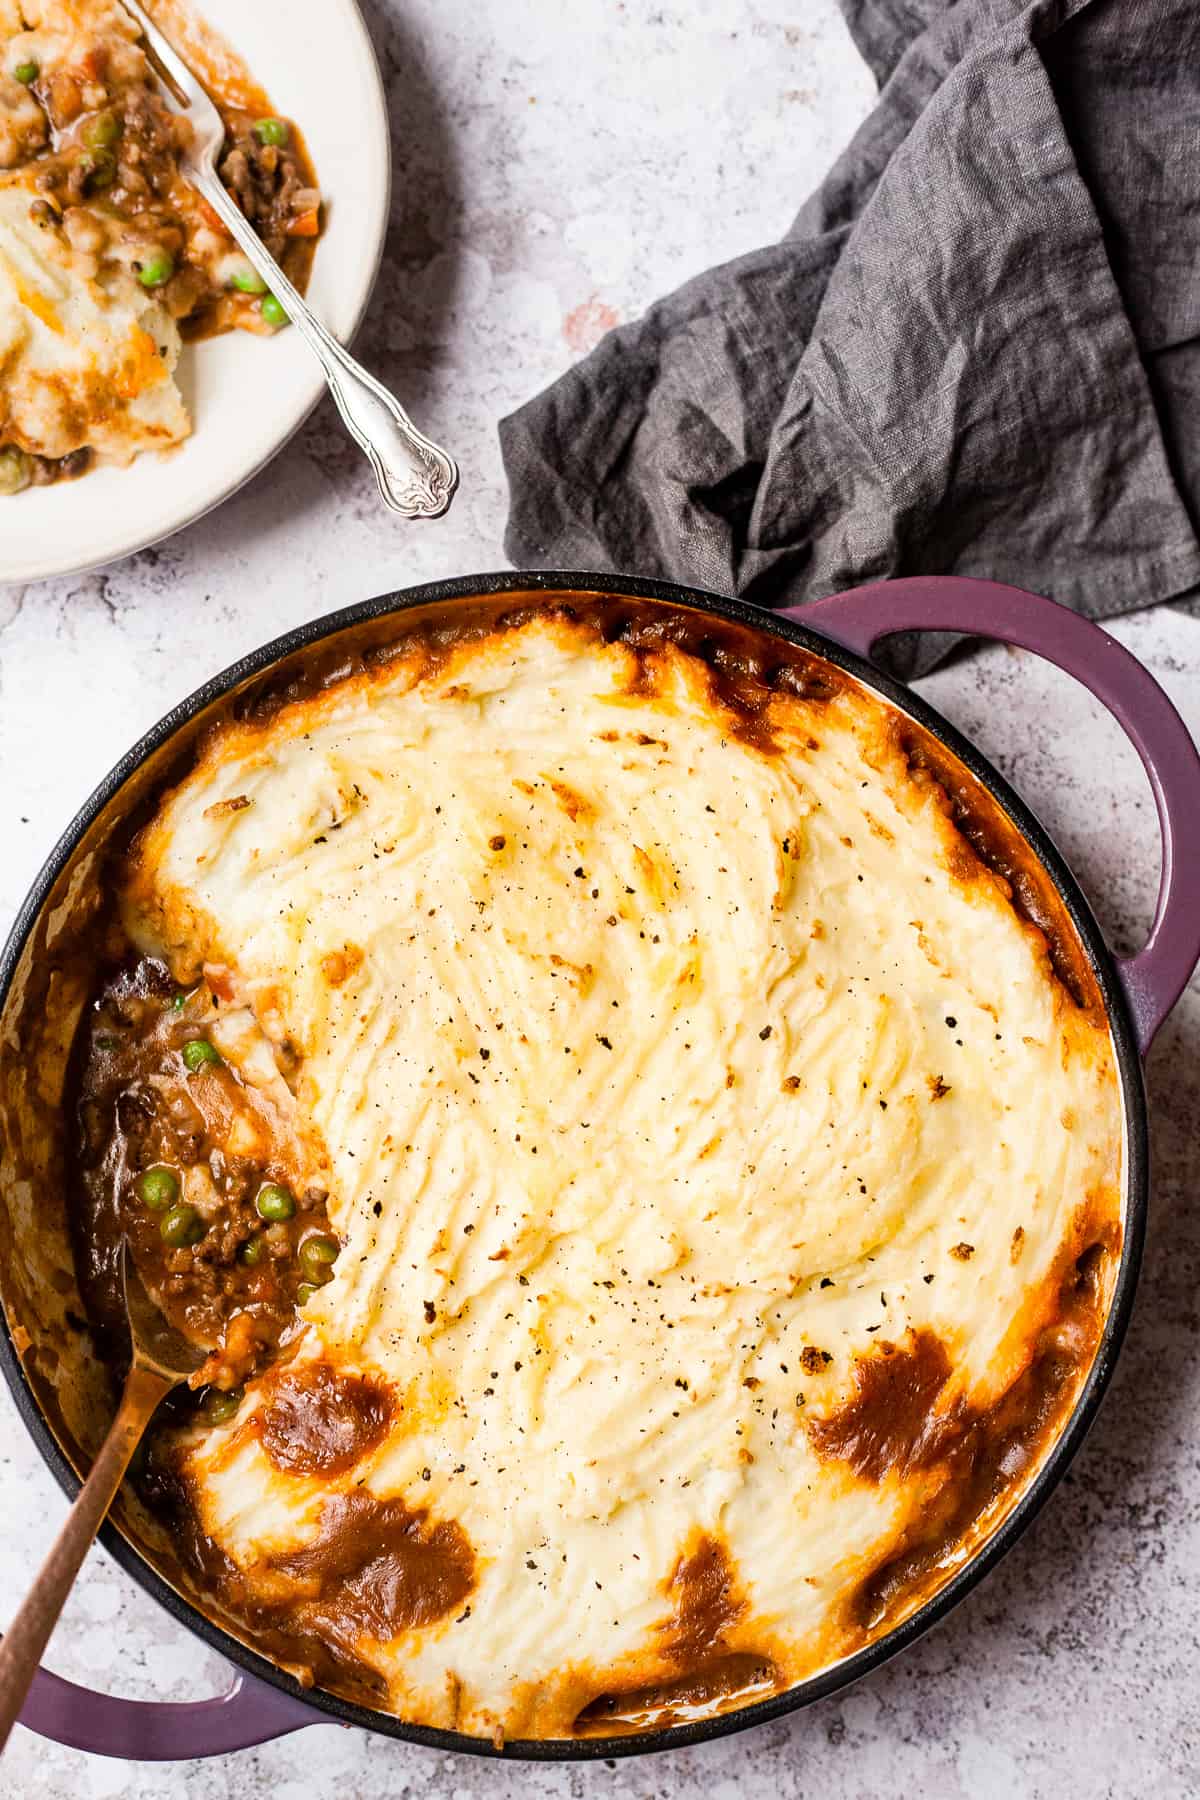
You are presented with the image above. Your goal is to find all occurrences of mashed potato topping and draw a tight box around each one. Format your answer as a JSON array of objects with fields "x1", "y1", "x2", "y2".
[
  {"x1": 121, "y1": 606, "x2": 1123, "y2": 1741},
  {"x1": 0, "y1": 183, "x2": 187, "y2": 465}
]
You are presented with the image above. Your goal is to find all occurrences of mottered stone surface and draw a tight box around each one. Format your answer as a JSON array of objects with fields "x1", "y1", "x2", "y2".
[{"x1": 0, "y1": 0, "x2": 1197, "y2": 1793}]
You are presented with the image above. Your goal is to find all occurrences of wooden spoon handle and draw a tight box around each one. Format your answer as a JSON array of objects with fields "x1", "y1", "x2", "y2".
[{"x1": 0, "y1": 1363, "x2": 171, "y2": 1753}]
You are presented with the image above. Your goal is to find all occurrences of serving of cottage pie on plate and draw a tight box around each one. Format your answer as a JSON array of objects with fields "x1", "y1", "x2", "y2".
[
  {"x1": 0, "y1": 0, "x2": 387, "y2": 583},
  {"x1": 67, "y1": 596, "x2": 1124, "y2": 1744}
]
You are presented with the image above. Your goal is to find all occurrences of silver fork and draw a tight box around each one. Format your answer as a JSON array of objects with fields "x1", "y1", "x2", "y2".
[{"x1": 121, "y1": 0, "x2": 458, "y2": 521}]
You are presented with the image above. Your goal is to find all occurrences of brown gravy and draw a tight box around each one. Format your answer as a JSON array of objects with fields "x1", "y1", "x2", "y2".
[
  {"x1": 828, "y1": 1224, "x2": 1118, "y2": 1634},
  {"x1": 139, "y1": 1454, "x2": 475, "y2": 1700},
  {"x1": 574, "y1": 1654, "x2": 777, "y2": 1736},
  {"x1": 575, "y1": 1536, "x2": 779, "y2": 1734},
  {"x1": 808, "y1": 1329, "x2": 956, "y2": 1481},
  {"x1": 256, "y1": 1362, "x2": 393, "y2": 1478},
  {"x1": 271, "y1": 1491, "x2": 475, "y2": 1640}
]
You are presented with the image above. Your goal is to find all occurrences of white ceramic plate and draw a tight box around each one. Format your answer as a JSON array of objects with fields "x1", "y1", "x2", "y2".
[{"x1": 1, "y1": 0, "x2": 390, "y2": 586}]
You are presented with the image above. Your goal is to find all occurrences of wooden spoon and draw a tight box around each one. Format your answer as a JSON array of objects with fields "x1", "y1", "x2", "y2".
[{"x1": 0, "y1": 1247, "x2": 204, "y2": 1751}]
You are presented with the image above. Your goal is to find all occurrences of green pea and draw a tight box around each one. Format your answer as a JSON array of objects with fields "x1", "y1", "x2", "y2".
[
  {"x1": 0, "y1": 448, "x2": 32, "y2": 496},
  {"x1": 253, "y1": 117, "x2": 288, "y2": 147},
  {"x1": 259, "y1": 293, "x2": 288, "y2": 329},
  {"x1": 80, "y1": 148, "x2": 116, "y2": 191},
  {"x1": 160, "y1": 1203, "x2": 204, "y2": 1247},
  {"x1": 298, "y1": 1235, "x2": 339, "y2": 1284},
  {"x1": 135, "y1": 1166, "x2": 179, "y2": 1212},
  {"x1": 295, "y1": 1281, "x2": 318, "y2": 1306},
  {"x1": 229, "y1": 262, "x2": 267, "y2": 295},
  {"x1": 256, "y1": 1182, "x2": 295, "y2": 1222},
  {"x1": 182, "y1": 1037, "x2": 220, "y2": 1072},
  {"x1": 13, "y1": 60, "x2": 37, "y2": 85},
  {"x1": 238, "y1": 1235, "x2": 265, "y2": 1267},
  {"x1": 81, "y1": 109, "x2": 121, "y2": 150},
  {"x1": 203, "y1": 1386, "x2": 242, "y2": 1424},
  {"x1": 136, "y1": 248, "x2": 175, "y2": 289}
]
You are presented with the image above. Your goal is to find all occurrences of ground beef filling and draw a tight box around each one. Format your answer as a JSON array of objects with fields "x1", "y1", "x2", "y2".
[
  {"x1": 0, "y1": 445, "x2": 92, "y2": 492},
  {"x1": 217, "y1": 124, "x2": 319, "y2": 259},
  {"x1": 73, "y1": 957, "x2": 337, "y2": 1419}
]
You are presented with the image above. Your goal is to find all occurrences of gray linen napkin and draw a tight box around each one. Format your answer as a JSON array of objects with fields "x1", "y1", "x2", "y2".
[{"x1": 500, "y1": 0, "x2": 1200, "y2": 675}]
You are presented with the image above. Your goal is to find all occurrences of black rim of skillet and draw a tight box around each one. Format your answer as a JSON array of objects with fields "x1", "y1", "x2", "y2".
[{"x1": 0, "y1": 570, "x2": 1148, "y2": 1762}]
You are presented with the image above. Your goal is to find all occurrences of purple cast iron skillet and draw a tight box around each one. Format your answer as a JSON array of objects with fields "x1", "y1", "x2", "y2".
[{"x1": 2, "y1": 572, "x2": 1198, "y2": 1763}]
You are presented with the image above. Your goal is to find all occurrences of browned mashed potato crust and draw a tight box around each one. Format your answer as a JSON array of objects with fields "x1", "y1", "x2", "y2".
[{"x1": 70, "y1": 600, "x2": 1124, "y2": 1742}]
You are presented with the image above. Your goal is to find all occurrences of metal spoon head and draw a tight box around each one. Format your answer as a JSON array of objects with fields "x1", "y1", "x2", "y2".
[{"x1": 120, "y1": 1244, "x2": 206, "y2": 1384}]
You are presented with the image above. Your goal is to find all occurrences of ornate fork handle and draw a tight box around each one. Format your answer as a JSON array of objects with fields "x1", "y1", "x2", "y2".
[{"x1": 192, "y1": 164, "x2": 457, "y2": 520}]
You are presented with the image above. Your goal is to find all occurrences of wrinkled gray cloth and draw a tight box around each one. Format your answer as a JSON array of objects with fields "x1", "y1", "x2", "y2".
[{"x1": 500, "y1": 0, "x2": 1200, "y2": 674}]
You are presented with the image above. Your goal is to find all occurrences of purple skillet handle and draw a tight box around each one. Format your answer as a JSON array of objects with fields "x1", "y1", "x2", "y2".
[
  {"x1": 787, "y1": 576, "x2": 1200, "y2": 1056},
  {"x1": 17, "y1": 1663, "x2": 318, "y2": 1761}
]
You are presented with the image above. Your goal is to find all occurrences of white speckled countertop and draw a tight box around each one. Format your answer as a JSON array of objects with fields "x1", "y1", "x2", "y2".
[{"x1": 2, "y1": 1, "x2": 1199, "y2": 1793}]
